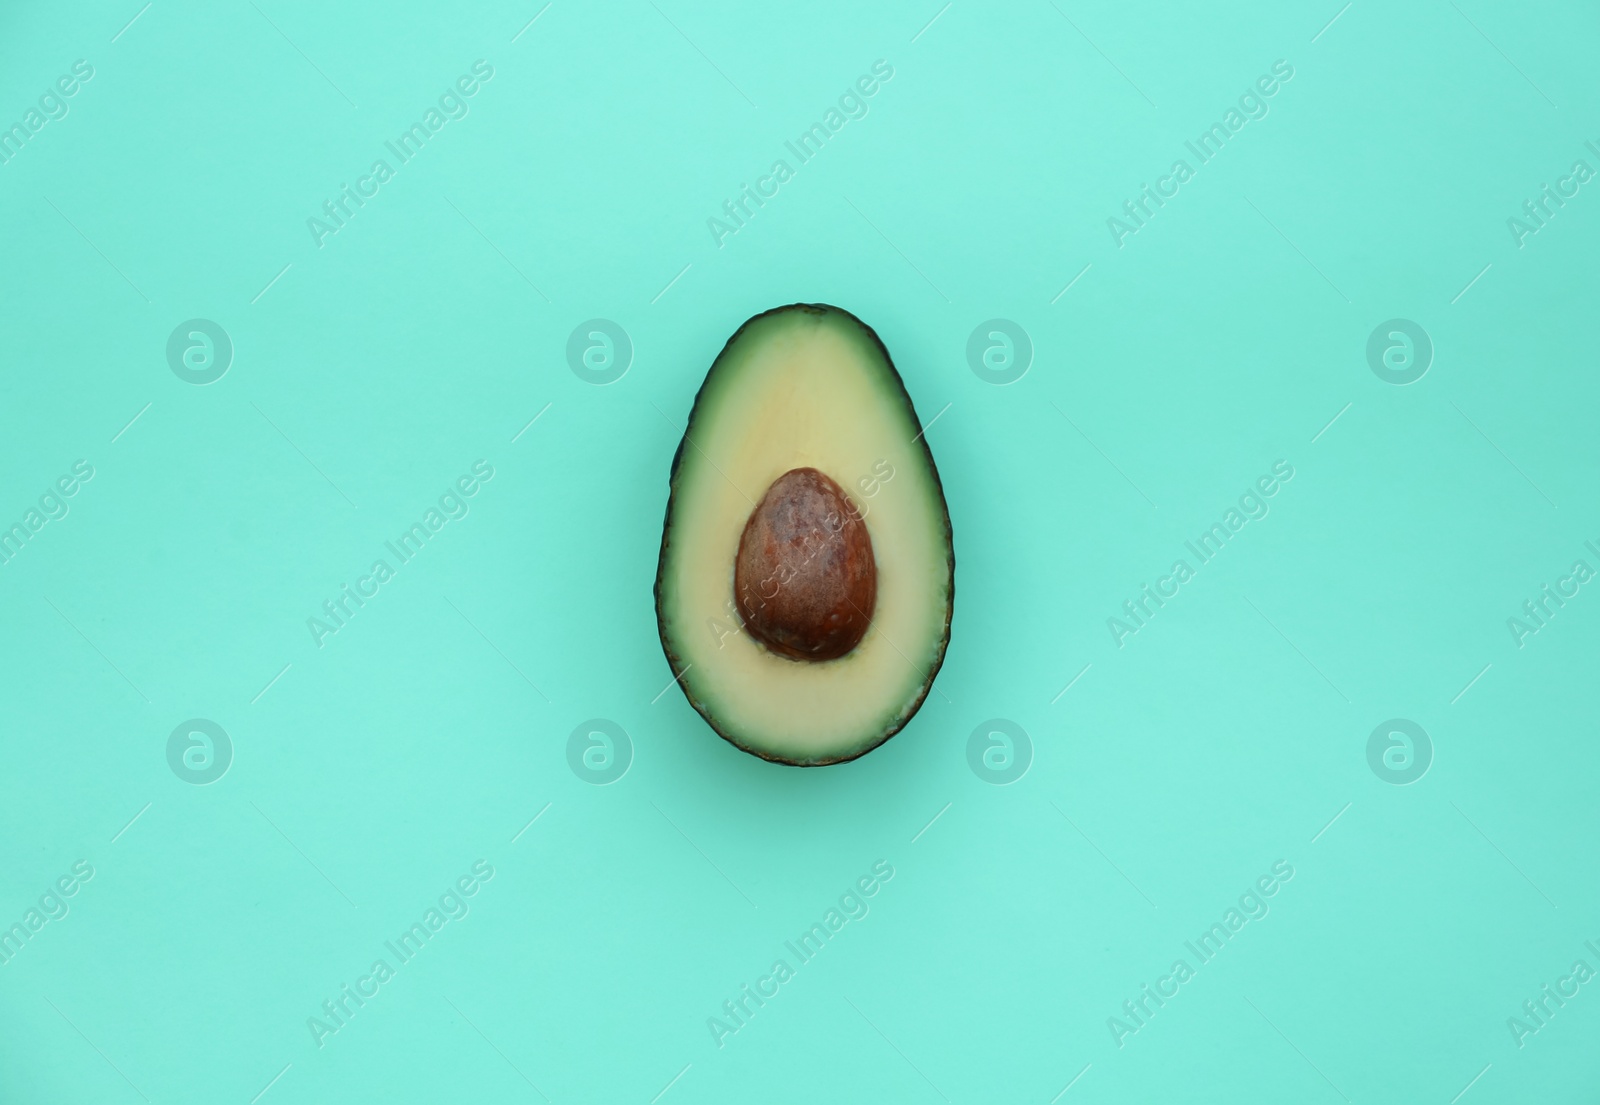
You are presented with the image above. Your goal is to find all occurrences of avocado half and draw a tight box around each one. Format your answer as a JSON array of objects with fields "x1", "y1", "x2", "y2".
[{"x1": 654, "y1": 304, "x2": 954, "y2": 766}]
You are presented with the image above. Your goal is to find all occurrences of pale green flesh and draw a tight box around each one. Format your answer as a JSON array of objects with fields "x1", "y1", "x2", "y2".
[{"x1": 657, "y1": 306, "x2": 953, "y2": 765}]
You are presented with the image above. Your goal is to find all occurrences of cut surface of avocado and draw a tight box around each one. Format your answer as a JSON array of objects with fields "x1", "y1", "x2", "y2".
[{"x1": 654, "y1": 304, "x2": 954, "y2": 766}]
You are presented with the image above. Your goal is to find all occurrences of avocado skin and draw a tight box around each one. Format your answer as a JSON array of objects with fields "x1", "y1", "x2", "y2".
[{"x1": 653, "y1": 303, "x2": 955, "y2": 767}]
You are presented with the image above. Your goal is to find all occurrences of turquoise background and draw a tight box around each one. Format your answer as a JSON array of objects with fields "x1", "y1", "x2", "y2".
[{"x1": 2, "y1": 0, "x2": 1598, "y2": 1101}]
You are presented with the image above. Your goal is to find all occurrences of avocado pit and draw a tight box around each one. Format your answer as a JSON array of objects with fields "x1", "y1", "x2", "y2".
[{"x1": 735, "y1": 467, "x2": 876, "y2": 661}]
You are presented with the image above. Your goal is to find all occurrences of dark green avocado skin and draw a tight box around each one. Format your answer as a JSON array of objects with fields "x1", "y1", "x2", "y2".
[{"x1": 652, "y1": 303, "x2": 955, "y2": 767}]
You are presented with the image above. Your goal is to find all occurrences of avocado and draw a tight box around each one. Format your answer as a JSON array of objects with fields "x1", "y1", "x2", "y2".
[{"x1": 654, "y1": 304, "x2": 954, "y2": 766}]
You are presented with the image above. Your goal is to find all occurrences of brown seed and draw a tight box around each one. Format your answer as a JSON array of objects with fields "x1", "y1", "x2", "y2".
[{"x1": 734, "y1": 467, "x2": 876, "y2": 661}]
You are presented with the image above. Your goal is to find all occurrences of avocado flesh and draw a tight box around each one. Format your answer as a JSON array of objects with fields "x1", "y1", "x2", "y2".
[{"x1": 654, "y1": 304, "x2": 954, "y2": 766}]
